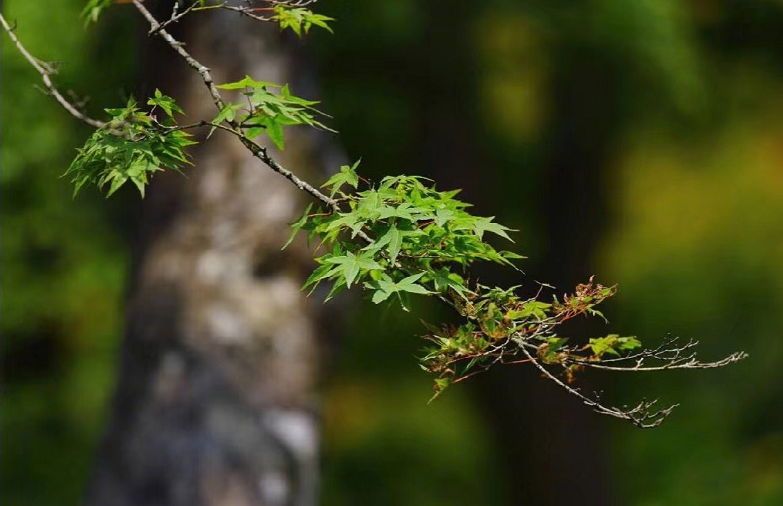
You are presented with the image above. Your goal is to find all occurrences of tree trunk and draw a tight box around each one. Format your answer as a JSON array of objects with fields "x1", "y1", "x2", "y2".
[{"x1": 86, "y1": 5, "x2": 338, "y2": 506}]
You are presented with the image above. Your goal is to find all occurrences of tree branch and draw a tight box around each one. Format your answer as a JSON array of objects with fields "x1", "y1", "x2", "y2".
[
  {"x1": 132, "y1": 0, "x2": 226, "y2": 111},
  {"x1": 131, "y1": 0, "x2": 352, "y2": 215},
  {"x1": 4, "y1": 2, "x2": 747, "y2": 430},
  {"x1": 0, "y1": 14, "x2": 106, "y2": 129},
  {"x1": 569, "y1": 337, "x2": 748, "y2": 372},
  {"x1": 518, "y1": 345, "x2": 678, "y2": 428}
]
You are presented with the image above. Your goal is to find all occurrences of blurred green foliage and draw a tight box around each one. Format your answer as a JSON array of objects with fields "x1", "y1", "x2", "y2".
[
  {"x1": 1, "y1": 1, "x2": 136, "y2": 503},
  {"x1": 3, "y1": 0, "x2": 783, "y2": 505}
]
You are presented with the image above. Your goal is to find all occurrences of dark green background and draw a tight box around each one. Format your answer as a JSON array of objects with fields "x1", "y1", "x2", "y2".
[{"x1": 3, "y1": 0, "x2": 782, "y2": 504}]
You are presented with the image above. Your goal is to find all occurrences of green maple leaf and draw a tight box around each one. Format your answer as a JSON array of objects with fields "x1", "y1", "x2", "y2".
[
  {"x1": 363, "y1": 225, "x2": 413, "y2": 264},
  {"x1": 323, "y1": 250, "x2": 382, "y2": 288},
  {"x1": 366, "y1": 272, "x2": 432, "y2": 308},
  {"x1": 283, "y1": 203, "x2": 313, "y2": 250},
  {"x1": 472, "y1": 217, "x2": 514, "y2": 241},
  {"x1": 430, "y1": 268, "x2": 471, "y2": 300},
  {"x1": 322, "y1": 160, "x2": 360, "y2": 197}
]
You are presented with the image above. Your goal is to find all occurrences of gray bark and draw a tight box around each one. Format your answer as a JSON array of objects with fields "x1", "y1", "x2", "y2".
[{"x1": 86, "y1": 6, "x2": 338, "y2": 506}]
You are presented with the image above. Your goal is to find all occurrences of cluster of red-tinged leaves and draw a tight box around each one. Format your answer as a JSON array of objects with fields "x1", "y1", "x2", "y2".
[{"x1": 421, "y1": 277, "x2": 641, "y2": 398}]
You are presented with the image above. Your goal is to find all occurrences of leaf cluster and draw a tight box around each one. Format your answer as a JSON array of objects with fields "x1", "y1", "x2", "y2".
[
  {"x1": 272, "y1": 4, "x2": 334, "y2": 36},
  {"x1": 421, "y1": 277, "x2": 640, "y2": 397},
  {"x1": 64, "y1": 91, "x2": 196, "y2": 197},
  {"x1": 285, "y1": 164, "x2": 652, "y2": 398},
  {"x1": 214, "y1": 76, "x2": 333, "y2": 150},
  {"x1": 289, "y1": 163, "x2": 522, "y2": 310}
]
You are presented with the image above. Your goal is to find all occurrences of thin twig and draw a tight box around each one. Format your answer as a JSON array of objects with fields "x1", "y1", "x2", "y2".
[
  {"x1": 267, "y1": 0, "x2": 319, "y2": 6},
  {"x1": 150, "y1": 1, "x2": 210, "y2": 35},
  {"x1": 0, "y1": 14, "x2": 106, "y2": 129},
  {"x1": 132, "y1": 0, "x2": 346, "y2": 214},
  {"x1": 571, "y1": 350, "x2": 748, "y2": 372},
  {"x1": 219, "y1": 4, "x2": 272, "y2": 22},
  {"x1": 518, "y1": 345, "x2": 677, "y2": 428},
  {"x1": 132, "y1": 0, "x2": 226, "y2": 111}
]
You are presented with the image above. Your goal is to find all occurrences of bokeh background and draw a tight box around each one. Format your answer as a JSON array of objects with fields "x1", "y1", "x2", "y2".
[{"x1": 3, "y1": 0, "x2": 783, "y2": 505}]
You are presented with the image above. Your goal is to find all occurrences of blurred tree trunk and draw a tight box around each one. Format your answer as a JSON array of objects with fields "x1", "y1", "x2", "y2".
[{"x1": 86, "y1": 4, "x2": 339, "y2": 506}]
